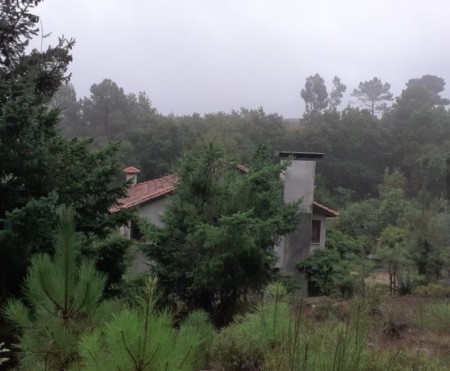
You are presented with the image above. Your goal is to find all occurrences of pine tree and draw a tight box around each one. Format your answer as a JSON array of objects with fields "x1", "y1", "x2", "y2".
[
  {"x1": 144, "y1": 144, "x2": 300, "y2": 323},
  {"x1": 78, "y1": 278, "x2": 212, "y2": 371},
  {"x1": 3, "y1": 207, "x2": 116, "y2": 370}
]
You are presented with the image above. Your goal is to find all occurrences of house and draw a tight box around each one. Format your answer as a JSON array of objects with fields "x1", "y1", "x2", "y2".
[
  {"x1": 110, "y1": 168, "x2": 177, "y2": 272},
  {"x1": 111, "y1": 152, "x2": 339, "y2": 275},
  {"x1": 274, "y1": 151, "x2": 339, "y2": 276}
]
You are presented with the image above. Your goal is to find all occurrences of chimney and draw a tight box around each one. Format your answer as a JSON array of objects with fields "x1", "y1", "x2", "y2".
[
  {"x1": 275, "y1": 151, "x2": 324, "y2": 276},
  {"x1": 123, "y1": 167, "x2": 140, "y2": 185}
]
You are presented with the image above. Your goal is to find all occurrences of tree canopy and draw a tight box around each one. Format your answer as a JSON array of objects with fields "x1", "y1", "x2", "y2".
[
  {"x1": 300, "y1": 73, "x2": 346, "y2": 118},
  {"x1": 0, "y1": 0, "x2": 131, "y2": 299},
  {"x1": 396, "y1": 74, "x2": 450, "y2": 113},
  {"x1": 301, "y1": 73, "x2": 329, "y2": 116},
  {"x1": 352, "y1": 77, "x2": 393, "y2": 117},
  {"x1": 143, "y1": 144, "x2": 300, "y2": 322}
]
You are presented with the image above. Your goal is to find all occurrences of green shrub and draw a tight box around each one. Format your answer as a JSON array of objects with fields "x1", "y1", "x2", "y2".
[
  {"x1": 299, "y1": 249, "x2": 341, "y2": 296},
  {"x1": 3, "y1": 207, "x2": 116, "y2": 370},
  {"x1": 179, "y1": 310, "x2": 215, "y2": 369},
  {"x1": 210, "y1": 283, "x2": 371, "y2": 370},
  {"x1": 263, "y1": 297, "x2": 370, "y2": 371},
  {"x1": 273, "y1": 272, "x2": 304, "y2": 295},
  {"x1": 396, "y1": 272, "x2": 428, "y2": 296},
  {"x1": 300, "y1": 249, "x2": 370, "y2": 298},
  {"x1": 113, "y1": 272, "x2": 149, "y2": 301},
  {"x1": 209, "y1": 283, "x2": 291, "y2": 370},
  {"x1": 210, "y1": 287, "x2": 449, "y2": 370},
  {"x1": 78, "y1": 280, "x2": 210, "y2": 371},
  {"x1": 430, "y1": 302, "x2": 450, "y2": 334},
  {"x1": 326, "y1": 228, "x2": 362, "y2": 256}
]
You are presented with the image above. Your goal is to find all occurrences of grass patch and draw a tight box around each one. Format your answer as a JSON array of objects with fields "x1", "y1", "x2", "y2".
[{"x1": 414, "y1": 284, "x2": 450, "y2": 299}]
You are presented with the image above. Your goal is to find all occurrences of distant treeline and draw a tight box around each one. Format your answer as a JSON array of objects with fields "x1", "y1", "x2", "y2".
[{"x1": 54, "y1": 74, "x2": 450, "y2": 205}]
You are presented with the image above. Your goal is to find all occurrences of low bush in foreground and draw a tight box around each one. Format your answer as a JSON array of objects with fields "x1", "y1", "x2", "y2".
[
  {"x1": 3, "y1": 207, "x2": 116, "y2": 370},
  {"x1": 210, "y1": 283, "x2": 291, "y2": 369},
  {"x1": 210, "y1": 283, "x2": 449, "y2": 371},
  {"x1": 78, "y1": 279, "x2": 214, "y2": 371}
]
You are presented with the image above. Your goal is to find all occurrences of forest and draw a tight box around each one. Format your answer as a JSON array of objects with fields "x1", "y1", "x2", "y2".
[
  {"x1": 1, "y1": 0, "x2": 450, "y2": 370},
  {"x1": 53, "y1": 71, "x2": 450, "y2": 295}
]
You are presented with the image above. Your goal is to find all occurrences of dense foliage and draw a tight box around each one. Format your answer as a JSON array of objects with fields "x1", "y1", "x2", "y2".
[
  {"x1": 2, "y1": 0, "x2": 450, "y2": 367},
  {"x1": 78, "y1": 280, "x2": 213, "y2": 371},
  {"x1": 3, "y1": 207, "x2": 212, "y2": 371},
  {"x1": 52, "y1": 68, "x2": 450, "y2": 298},
  {"x1": 0, "y1": 0, "x2": 132, "y2": 300},
  {"x1": 143, "y1": 144, "x2": 300, "y2": 322},
  {"x1": 55, "y1": 73, "x2": 450, "y2": 205},
  {"x1": 3, "y1": 207, "x2": 116, "y2": 370}
]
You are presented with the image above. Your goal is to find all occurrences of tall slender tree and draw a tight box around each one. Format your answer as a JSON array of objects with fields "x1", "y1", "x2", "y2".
[
  {"x1": 301, "y1": 74, "x2": 346, "y2": 118},
  {"x1": 352, "y1": 77, "x2": 393, "y2": 117},
  {"x1": 328, "y1": 76, "x2": 347, "y2": 111},
  {"x1": 301, "y1": 73, "x2": 329, "y2": 116}
]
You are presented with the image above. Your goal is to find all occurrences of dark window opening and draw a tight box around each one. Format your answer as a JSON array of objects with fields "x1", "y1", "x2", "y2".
[
  {"x1": 130, "y1": 220, "x2": 143, "y2": 241},
  {"x1": 312, "y1": 220, "x2": 321, "y2": 243}
]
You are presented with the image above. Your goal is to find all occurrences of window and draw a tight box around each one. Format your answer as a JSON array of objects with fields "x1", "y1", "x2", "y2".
[
  {"x1": 311, "y1": 219, "x2": 321, "y2": 243},
  {"x1": 130, "y1": 220, "x2": 142, "y2": 241}
]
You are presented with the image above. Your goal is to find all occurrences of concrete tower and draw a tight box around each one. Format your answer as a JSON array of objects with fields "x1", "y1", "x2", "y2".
[{"x1": 275, "y1": 151, "x2": 324, "y2": 276}]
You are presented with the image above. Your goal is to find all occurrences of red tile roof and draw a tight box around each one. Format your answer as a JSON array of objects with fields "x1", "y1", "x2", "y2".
[
  {"x1": 111, "y1": 164, "x2": 246, "y2": 213},
  {"x1": 110, "y1": 174, "x2": 178, "y2": 213},
  {"x1": 111, "y1": 167, "x2": 339, "y2": 218},
  {"x1": 313, "y1": 201, "x2": 340, "y2": 217}
]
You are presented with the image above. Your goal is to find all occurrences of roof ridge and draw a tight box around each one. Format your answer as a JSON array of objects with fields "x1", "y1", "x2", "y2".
[{"x1": 111, "y1": 172, "x2": 339, "y2": 217}]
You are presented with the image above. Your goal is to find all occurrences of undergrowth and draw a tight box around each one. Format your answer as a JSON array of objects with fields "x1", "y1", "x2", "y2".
[
  {"x1": 78, "y1": 279, "x2": 214, "y2": 371},
  {"x1": 209, "y1": 283, "x2": 449, "y2": 371},
  {"x1": 414, "y1": 283, "x2": 450, "y2": 299}
]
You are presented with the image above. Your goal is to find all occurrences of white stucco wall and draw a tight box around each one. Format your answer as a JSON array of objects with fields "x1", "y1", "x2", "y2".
[
  {"x1": 282, "y1": 160, "x2": 316, "y2": 212},
  {"x1": 310, "y1": 214, "x2": 327, "y2": 254},
  {"x1": 129, "y1": 197, "x2": 171, "y2": 273},
  {"x1": 137, "y1": 197, "x2": 170, "y2": 227},
  {"x1": 275, "y1": 212, "x2": 327, "y2": 268}
]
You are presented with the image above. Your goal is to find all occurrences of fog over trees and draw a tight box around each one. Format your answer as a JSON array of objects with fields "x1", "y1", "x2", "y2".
[
  {"x1": 52, "y1": 72, "x2": 450, "y2": 201},
  {"x1": 32, "y1": 1, "x2": 450, "y2": 118},
  {"x1": 2, "y1": 1, "x2": 450, "y2": 369}
]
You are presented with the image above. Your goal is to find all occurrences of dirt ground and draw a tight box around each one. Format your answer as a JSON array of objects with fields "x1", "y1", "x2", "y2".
[
  {"x1": 365, "y1": 271, "x2": 391, "y2": 285},
  {"x1": 370, "y1": 295, "x2": 450, "y2": 363}
]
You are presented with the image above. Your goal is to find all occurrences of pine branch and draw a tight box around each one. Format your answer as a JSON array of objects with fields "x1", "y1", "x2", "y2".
[{"x1": 120, "y1": 330, "x2": 139, "y2": 370}]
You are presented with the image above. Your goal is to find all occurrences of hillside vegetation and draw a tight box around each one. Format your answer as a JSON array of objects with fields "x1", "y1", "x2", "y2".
[{"x1": 1, "y1": 1, "x2": 449, "y2": 369}]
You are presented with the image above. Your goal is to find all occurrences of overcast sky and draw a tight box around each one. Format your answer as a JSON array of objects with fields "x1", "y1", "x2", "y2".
[{"x1": 34, "y1": 0, "x2": 450, "y2": 118}]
